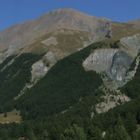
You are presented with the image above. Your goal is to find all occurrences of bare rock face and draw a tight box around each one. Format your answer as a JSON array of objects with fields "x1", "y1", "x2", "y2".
[
  {"x1": 83, "y1": 49, "x2": 118, "y2": 73},
  {"x1": 126, "y1": 55, "x2": 140, "y2": 81},
  {"x1": 31, "y1": 61, "x2": 48, "y2": 83},
  {"x1": 31, "y1": 51, "x2": 57, "y2": 83},
  {"x1": 120, "y1": 34, "x2": 140, "y2": 58},
  {"x1": 83, "y1": 49, "x2": 131, "y2": 83},
  {"x1": 83, "y1": 49, "x2": 134, "y2": 88},
  {"x1": 83, "y1": 34, "x2": 140, "y2": 89},
  {"x1": 109, "y1": 51, "x2": 133, "y2": 84}
]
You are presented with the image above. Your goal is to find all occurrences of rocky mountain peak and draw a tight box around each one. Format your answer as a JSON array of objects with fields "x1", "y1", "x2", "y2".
[{"x1": 0, "y1": 8, "x2": 112, "y2": 64}]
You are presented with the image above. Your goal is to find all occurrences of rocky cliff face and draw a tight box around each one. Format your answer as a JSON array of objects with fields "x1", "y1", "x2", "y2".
[
  {"x1": 83, "y1": 49, "x2": 118, "y2": 73},
  {"x1": 83, "y1": 34, "x2": 140, "y2": 89},
  {"x1": 120, "y1": 34, "x2": 140, "y2": 58},
  {"x1": 109, "y1": 51, "x2": 133, "y2": 83},
  {"x1": 31, "y1": 51, "x2": 57, "y2": 84}
]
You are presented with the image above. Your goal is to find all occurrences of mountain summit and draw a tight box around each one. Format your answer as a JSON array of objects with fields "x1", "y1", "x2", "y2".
[{"x1": 0, "y1": 8, "x2": 109, "y2": 51}]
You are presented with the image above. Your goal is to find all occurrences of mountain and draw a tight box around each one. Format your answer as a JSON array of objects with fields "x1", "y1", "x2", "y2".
[
  {"x1": 0, "y1": 9, "x2": 111, "y2": 63},
  {"x1": 0, "y1": 8, "x2": 140, "y2": 64},
  {"x1": 0, "y1": 8, "x2": 140, "y2": 140}
]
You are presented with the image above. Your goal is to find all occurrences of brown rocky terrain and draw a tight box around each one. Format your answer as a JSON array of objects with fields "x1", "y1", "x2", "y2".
[
  {"x1": 0, "y1": 9, "x2": 110, "y2": 57},
  {"x1": 0, "y1": 8, "x2": 140, "y2": 65},
  {"x1": 129, "y1": 19, "x2": 140, "y2": 28}
]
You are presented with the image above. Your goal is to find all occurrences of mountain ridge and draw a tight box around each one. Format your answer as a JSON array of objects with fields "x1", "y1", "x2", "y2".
[{"x1": 0, "y1": 8, "x2": 140, "y2": 140}]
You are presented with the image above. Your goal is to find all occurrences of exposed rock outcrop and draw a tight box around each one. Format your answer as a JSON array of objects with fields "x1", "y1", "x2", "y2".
[
  {"x1": 83, "y1": 34, "x2": 140, "y2": 89},
  {"x1": 95, "y1": 93, "x2": 130, "y2": 114},
  {"x1": 109, "y1": 51, "x2": 133, "y2": 85},
  {"x1": 120, "y1": 34, "x2": 140, "y2": 58},
  {"x1": 94, "y1": 87, "x2": 130, "y2": 114},
  {"x1": 83, "y1": 49, "x2": 132, "y2": 86},
  {"x1": 126, "y1": 55, "x2": 140, "y2": 81},
  {"x1": 14, "y1": 51, "x2": 57, "y2": 100},
  {"x1": 31, "y1": 51, "x2": 57, "y2": 83},
  {"x1": 83, "y1": 49, "x2": 118, "y2": 73}
]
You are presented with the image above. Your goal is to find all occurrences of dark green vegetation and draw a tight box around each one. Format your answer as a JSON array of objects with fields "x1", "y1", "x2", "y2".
[
  {"x1": 121, "y1": 54, "x2": 140, "y2": 98},
  {"x1": 16, "y1": 42, "x2": 103, "y2": 120},
  {"x1": 0, "y1": 42, "x2": 140, "y2": 140},
  {"x1": 0, "y1": 54, "x2": 43, "y2": 112}
]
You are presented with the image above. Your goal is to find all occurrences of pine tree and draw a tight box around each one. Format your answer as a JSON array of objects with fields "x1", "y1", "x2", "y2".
[
  {"x1": 87, "y1": 125, "x2": 102, "y2": 140},
  {"x1": 62, "y1": 124, "x2": 87, "y2": 140},
  {"x1": 132, "y1": 128, "x2": 140, "y2": 140},
  {"x1": 113, "y1": 118, "x2": 132, "y2": 140},
  {"x1": 73, "y1": 124, "x2": 87, "y2": 140},
  {"x1": 125, "y1": 113, "x2": 137, "y2": 134},
  {"x1": 105, "y1": 117, "x2": 132, "y2": 140},
  {"x1": 113, "y1": 124, "x2": 131, "y2": 140}
]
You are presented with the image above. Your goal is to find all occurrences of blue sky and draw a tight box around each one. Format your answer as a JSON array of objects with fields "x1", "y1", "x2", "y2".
[{"x1": 0, "y1": 0, "x2": 140, "y2": 30}]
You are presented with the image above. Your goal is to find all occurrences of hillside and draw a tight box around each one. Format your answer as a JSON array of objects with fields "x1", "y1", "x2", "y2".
[
  {"x1": 0, "y1": 9, "x2": 140, "y2": 66},
  {"x1": 0, "y1": 8, "x2": 140, "y2": 140},
  {"x1": 0, "y1": 8, "x2": 111, "y2": 64},
  {"x1": 0, "y1": 38, "x2": 139, "y2": 139}
]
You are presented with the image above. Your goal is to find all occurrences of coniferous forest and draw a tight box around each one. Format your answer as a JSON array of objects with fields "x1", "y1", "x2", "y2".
[{"x1": 0, "y1": 42, "x2": 139, "y2": 140}]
